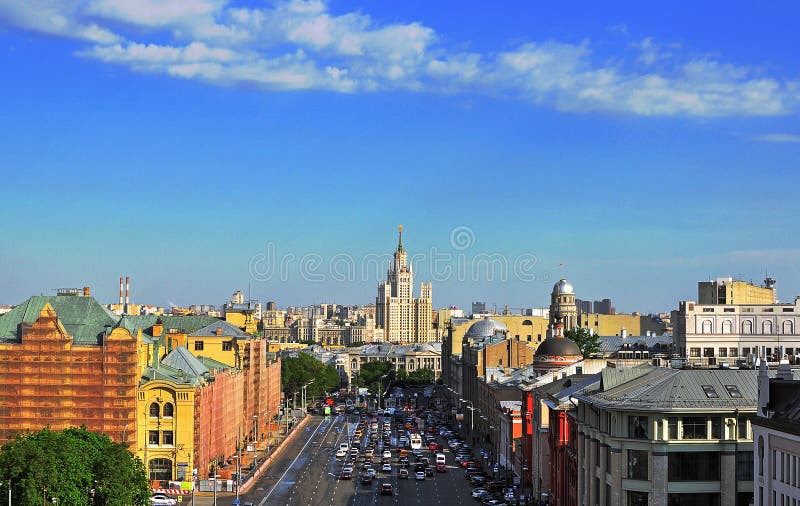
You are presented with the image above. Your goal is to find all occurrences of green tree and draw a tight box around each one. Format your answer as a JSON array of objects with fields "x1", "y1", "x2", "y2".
[
  {"x1": 356, "y1": 361, "x2": 393, "y2": 394},
  {"x1": 408, "y1": 367, "x2": 435, "y2": 385},
  {"x1": 564, "y1": 328, "x2": 602, "y2": 357},
  {"x1": 281, "y1": 352, "x2": 341, "y2": 402},
  {"x1": 0, "y1": 426, "x2": 149, "y2": 506}
]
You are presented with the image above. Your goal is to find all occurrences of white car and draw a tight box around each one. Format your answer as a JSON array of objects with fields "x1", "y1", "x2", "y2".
[
  {"x1": 150, "y1": 494, "x2": 177, "y2": 505},
  {"x1": 336, "y1": 449, "x2": 347, "y2": 458},
  {"x1": 415, "y1": 471, "x2": 425, "y2": 480},
  {"x1": 472, "y1": 488, "x2": 489, "y2": 499},
  {"x1": 382, "y1": 450, "x2": 391, "y2": 459},
  {"x1": 381, "y1": 463, "x2": 392, "y2": 472}
]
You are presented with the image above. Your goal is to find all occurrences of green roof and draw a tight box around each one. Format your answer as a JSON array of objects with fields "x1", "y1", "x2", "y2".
[
  {"x1": 119, "y1": 314, "x2": 222, "y2": 338},
  {"x1": 0, "y1": 295, "x2": 117, "y2": 344}
]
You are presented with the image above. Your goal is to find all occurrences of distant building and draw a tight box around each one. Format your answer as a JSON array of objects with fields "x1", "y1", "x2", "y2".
[
  {"x1": 375, "y1": 226, "x2": 434, "y2": 343},
  {"x1": 699, "y1": 277, "x2": 777, "y2": 305},
  {"x1": 673, "y1": 297, "x2": 800, "y2": 366},
  {"x1": 472, "y1": 301, "x2": 487, "y2": 315},
  {"x1": 549, "y1": 279, "x2": 578, "y2": 337}
]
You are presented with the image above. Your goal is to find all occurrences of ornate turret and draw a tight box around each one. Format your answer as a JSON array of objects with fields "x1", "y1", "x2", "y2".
[{"x1": 397, "y1": 225, "x2": 404, "y2": 253}]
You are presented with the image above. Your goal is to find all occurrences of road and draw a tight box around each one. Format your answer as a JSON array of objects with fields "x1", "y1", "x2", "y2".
[{"x1": 193, "y1": 413, "x2": 476, "y2": 506}]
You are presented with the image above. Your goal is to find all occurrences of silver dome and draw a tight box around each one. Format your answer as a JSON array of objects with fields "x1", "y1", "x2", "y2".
[
  {"x1": 553, "y1": 278, "x2": 574, "y2": 295},
  {"x1": 464, "y1": 317, "x2": 508, "y2": 339}
]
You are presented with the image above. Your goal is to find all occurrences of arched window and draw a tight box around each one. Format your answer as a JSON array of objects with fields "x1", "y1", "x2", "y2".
[
  {"x1": 763, "y1": 321, "x2": 773, "y2": 335},
  {"x1": 149, "y1": 402, "x2": 160, "y2": 418},
  {"x1": 783, "y1": 321, "x2": 794, "y2": 335},
  {"x1": 722, "y1": 320, "x2": 732, "y2": 334},
  {"x1": 701, "y1": 320, "x2": 713, "y2": 334},
  {"x1": 148, "y1": 458, "x2": 173, "y2": 482},
  {"x1": 522, "y1": 320, "x2": 533, "y2": 326},
  {"x1": 742, "y1": 320, "x2": 753, "y2": 335},
  {"x1": 163, "y1": 403, "x2": 174, "y2": 417}
]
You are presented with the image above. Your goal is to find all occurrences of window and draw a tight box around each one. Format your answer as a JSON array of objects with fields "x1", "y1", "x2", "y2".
[
  {"x1": 703, "y1": 308, "x2": 715, "y2": 313},
  {"x1": 737, "y1": 451, "x2": 754, "y2": 481},
  {"x1": 148, "y1": 430, "x2": 159, "y2": 445},
  {"x1": 729, "y1": 347, "x2": 739, "y2": 357},
  {"x1": 668, "y1": 417, "x2": 679, "y2": 439},
  {"x1": 149, "y1": 402, "x2": 160, "y2": 418},
  {"x1": 628, "y1": 491, "x2": 648, "y2": 506},
  {"x1": 629, "y1": 416, "x2": 648, "y2": 439},
  {"x1": 742, "y1": 321, "x2": 753, "y2": 334},
  {"x1": 764, "y1": 308, "x2": 774, "y2": 312},
  {"x1": 162, "y1": 431, "x2": 174, "y2": 445},
  {"x1": 711, "y1": 418, "x2": 722, "y2": 439},
  {"x1": 718, "y1": 347, "x2": 728, "y2": 357},
  {"x1": 743, "y1": 347, "x2": 751, "y2": 357},
  {"x1": 195, "y1": 341, "x2": 204, "y2": 351},
  {"x1": 163, "y1": 403, "x2": 174, "y2": 417},
  {"x1": 702, "y1": 321, "x2": 713, "y2": 334},
  {"x1": 702, "y1": 385, "x2": 719, "y2": 398},
  {"x1": 668, "y1": 493, "x2": 720, "y2": 506},
  {"x1": 724, "y1": 308, "x2": 735, "y2": 312},
  {"x1": 690, "y1": 348, "x2": 701, "y2": 358},
  {"x1": 628, "y1": 449, "x2": 649, "y2": 480},
  {"x1": 222, "y1": 341, "x2": 232, "y2": 351},
  {"x1": 783, "y1": 321, "x2": 794, "y2": 335},
  {"x1": 682, "y1": 417, "x2": 707, "y2": 439},
  {"x1": 703, "y1": 348, "x2": 715, "y2": 358},
  {"x1": 668, "y1": 452, "x2": 720, "y2": 481},
  {"x1": 763, "y1": 321, "x2": 774, "y2": 334},
  {"x1": 725, "y1": 385, "x2": 742, "y2": 398}
]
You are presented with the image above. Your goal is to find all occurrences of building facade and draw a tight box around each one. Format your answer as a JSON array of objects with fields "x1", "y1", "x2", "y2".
[{"x1": 375, "y1": 226, "x2": 434, "y2": 343}]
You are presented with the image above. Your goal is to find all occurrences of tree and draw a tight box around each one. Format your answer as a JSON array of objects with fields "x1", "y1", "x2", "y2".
[
  {"x1": 564, "y1": 328, "x2": 602, "y2": 357},
  {"x1": 408, "y1": 367, "x2": 435, "y2": 385},
  {"x1": 281, "y1": 352, "x2": 340, "y2": 402},
  {"x1": 0, "y1": 426, "x2": 149, "y2": 506},
  {"x1": 356, "y1": 361, "x2": 393, "y2": 394}
]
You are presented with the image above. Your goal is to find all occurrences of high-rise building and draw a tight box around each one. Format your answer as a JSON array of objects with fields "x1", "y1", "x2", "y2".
[
  {"x1": 375, "y1": 226, "x2": 434, "y2": 343},
  {"x1": 698, "y1": 277, "x2": 777, "y2": 305},
  {"x1": 472, "y1": 301, "x2": 487, "y2": 315}
]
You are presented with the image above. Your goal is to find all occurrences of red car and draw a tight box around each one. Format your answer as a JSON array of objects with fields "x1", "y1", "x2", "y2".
[
  {"x1": 380, "y1": 484, "x2": 394, "y2": 496},
  {"x1": 436, "y1": 463, "x2": 447, "y2": 473},
  {"x1": 428, "y1": 443, "x2": 437, "y2": 451}
]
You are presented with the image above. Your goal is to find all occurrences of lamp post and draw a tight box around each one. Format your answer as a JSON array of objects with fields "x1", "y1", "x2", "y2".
[{"x1": 379, "y1": 374, "x2": 388, "y2": 410}]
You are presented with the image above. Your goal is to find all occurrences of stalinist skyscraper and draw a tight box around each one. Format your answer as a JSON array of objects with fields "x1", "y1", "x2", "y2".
[{"x1": 376, "y1": 226, "x2": 434, "y2": 343}]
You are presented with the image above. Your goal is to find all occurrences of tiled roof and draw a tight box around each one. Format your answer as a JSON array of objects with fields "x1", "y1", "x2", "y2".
[{"x1": 0, "y1": 295, "x2": 117, "y2": 344}]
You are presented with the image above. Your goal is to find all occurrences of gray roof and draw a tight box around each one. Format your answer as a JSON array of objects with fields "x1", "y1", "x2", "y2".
[
  {"x1": 190, "y1": 320, "x2": 250, "y2": 338},
  {"x1": 465, "y1": 317, "x2": 508, "y2": 339},
  {"x1": 576, "y1": 366, "x2": 791, "y2": 412},
  {"x1": 598, "y1": 335, "x2": 673, "y2": 354},
  {"x1": 161, "y1": 346, "x2": 210, "y2": 377}
]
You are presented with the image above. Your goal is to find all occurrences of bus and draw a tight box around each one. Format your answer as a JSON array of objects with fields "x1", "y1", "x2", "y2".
[{"x1": 409, "y1": 433, "x2": 422, "y2": 450}]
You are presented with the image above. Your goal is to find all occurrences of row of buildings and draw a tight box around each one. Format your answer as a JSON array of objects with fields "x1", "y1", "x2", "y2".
[
  {"x1": 0, "y1": 289, "x2": 282, "y2": 486},
  {"x1": 441, "y1": 276, "x2": 800, "y2": 506}
]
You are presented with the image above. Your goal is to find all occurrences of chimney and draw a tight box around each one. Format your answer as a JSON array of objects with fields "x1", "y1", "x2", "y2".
[
  {"x1": 83, "y1": 286, "x2": 91, "y2": 297},
  {"x1": 119, "y1": 277, "x2": 124, "y2": 305},
  {"x1": 125, "y1": 276, "x2": 130, "y2": 306},
  {"x1": 621, "y1": 328, "x2": 627, "y2": 339}
]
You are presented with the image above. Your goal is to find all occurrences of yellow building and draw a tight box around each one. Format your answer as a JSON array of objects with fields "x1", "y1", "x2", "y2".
[
  {"x1": 698, "y1": 277, "x2": 777, "y2": 305},
  {"x1": 447, "y1": 315, "x2": 549, "y2": 356},
  {"x1": 224, "y1": 309, "x2": 258, "y2": 334},
  {"x1": 576, "y1": 313, "x2": 667, "y2": 336}
]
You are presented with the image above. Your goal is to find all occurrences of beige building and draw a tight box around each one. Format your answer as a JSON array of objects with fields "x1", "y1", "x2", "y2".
[
  {"x1": 375, "y1": 226, "x2": 434, "y2": 343},
  {"x1": 673, "y1": 297, "x2": 800, "y2": 366},
  {"x1": 576, "y1": 313, "x2": 668, "y2": 337},
  {"x1": 549, "y1": 279, "x2": 577, "y2": 337}
]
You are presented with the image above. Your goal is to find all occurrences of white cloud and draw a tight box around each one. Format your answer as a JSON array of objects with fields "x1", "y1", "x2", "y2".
[
  {"x1": 752, "y1": 133, "x2": 800, "y2": 143},
  {"x1": 0, "y1": 0, "x2": 797, "y2": 117}
]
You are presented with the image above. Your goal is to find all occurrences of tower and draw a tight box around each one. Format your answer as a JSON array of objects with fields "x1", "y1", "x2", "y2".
[{"x1": 548, "y1": 279, "x2": 577, "y2": 338}]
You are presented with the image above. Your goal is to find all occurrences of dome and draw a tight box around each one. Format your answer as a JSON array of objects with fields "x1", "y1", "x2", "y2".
[
  {"x1": 465, "y1": 317, "x2": 508, "y2": 339},
  {"x1": 534, "y1": 337, "x2": 582, "y2": 358},
  {"x1": 552, "y1": 279, "x2": 574, "y2": 295}
]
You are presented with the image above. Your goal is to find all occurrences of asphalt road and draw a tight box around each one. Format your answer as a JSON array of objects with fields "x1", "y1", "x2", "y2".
[{"x1": 193, "y1": 413, "x2": 477, "y2": 506}]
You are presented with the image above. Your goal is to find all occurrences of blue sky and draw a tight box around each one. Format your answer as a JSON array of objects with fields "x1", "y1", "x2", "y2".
[{"x1": 0, "y1": 1, "x2": 798, "y2": 314}]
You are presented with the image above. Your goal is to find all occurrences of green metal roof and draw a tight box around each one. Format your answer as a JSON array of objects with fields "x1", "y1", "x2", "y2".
[
  {"x1": 0, "y1": 295, "x2": 117, "y2": 344},
  {"x1": 118, "y1": 314, "x2": 222, "y2": 337}
]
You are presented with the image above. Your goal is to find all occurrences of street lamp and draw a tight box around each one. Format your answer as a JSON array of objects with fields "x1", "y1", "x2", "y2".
[{"x1": 379, "y1": 374, "x2": 388, "y2": 410}]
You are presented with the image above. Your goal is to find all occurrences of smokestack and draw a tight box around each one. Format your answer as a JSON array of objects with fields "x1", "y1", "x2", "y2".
[
  {"x1": 119, "y1": 277, "x2": 124, "y2": 305},
  {"x1": 125, "y1": 276, "x2": 130, "y2": 306}
]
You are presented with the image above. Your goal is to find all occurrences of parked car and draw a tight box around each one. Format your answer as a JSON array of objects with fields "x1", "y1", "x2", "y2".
[{"x1": 149, "y1": 495, "x2": 177, "y2": 506}]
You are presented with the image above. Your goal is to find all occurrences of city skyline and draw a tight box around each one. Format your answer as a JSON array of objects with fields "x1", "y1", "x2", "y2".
[{"x1": 1, "y1": 1, "x2": 798, "y2": 313}]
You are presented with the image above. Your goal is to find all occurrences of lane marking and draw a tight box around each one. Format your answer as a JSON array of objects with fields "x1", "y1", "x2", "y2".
[{"x1": 259, "y1": 418, "x2": 326, "y2": 506}]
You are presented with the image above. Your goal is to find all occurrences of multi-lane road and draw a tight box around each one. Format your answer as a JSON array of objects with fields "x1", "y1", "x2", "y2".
[{"x1": 193, "y1": 413, "x2": 478, "y2": 506}]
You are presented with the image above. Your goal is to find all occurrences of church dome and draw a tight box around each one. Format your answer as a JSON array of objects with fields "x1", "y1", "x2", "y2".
[
  {"x1": 534, "y1": 337, "x2": 582, "y2": 358},
  {"x1": 465, "y1": 317, "x2": 508, "y2": 339},
  {"x1": 552, "y1": 279, "x2": 574, "y2": 295}
]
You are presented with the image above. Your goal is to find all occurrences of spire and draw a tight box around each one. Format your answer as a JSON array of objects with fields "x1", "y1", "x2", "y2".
[{"x1": 397, "y1": 225, "x2": 404, "y2": 252}]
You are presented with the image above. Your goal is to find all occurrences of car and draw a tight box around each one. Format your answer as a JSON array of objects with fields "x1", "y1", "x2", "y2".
[
  {"x1": 436, "y1": 463, "x2": 447, "y2": 473},
  {"x1": 336, "y1": 449, "x2": 347, "y2": 458},
  {"x1": 399, "y1": 468, "x2": 409, "y2": 479},
  {"x1": 382, "y1": 463, "x2": 392, "y2": 472},
  {"x1": 383, "y1": 450, "x2": 391, "y2": 459},
  {"x1": 415, "y1": 471, "x2": 425, "y2": 480},
  {"x1": 340, "y1": 470, "x2": 352, "y2": 480},
  {"x1": 366, "y1": 467, "x2": 376, "y2": 478},
  {"x1": 361, "y1": 474, "x2": 373, "y2": 485},
  {"x1": 429, "y1": 443, "x2": 438, "y2": 451},
  {"x1": 149, "y1": 495, "x2": 177, "y2": 505},
  {"x1": 380, "y1": 483, "x2": 394, "y2": 496},
  {"x1": 472, "y1": 488, "x2": 490, "y2": 499},
  {"x1": 425, "y1": 466, "x2": 434, "y2": 477}
]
